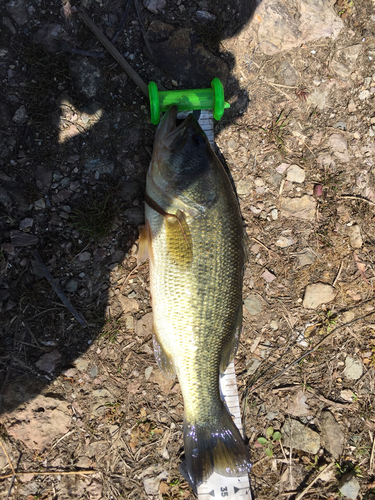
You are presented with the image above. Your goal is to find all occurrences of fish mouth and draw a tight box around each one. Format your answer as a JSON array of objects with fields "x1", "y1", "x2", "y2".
[{"x1": 154, "y1": 106, "x2": 197, "y2": 153}]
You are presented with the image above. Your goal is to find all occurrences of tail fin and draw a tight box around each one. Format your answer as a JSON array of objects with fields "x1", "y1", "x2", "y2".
[{"x1": 182, "y1": 405, "x2": 251, "y2": 490}]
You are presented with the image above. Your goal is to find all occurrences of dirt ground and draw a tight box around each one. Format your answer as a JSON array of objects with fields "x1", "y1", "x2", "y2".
[{"x1": 1, "y1": 0, "x2": 375, "y2": 499}]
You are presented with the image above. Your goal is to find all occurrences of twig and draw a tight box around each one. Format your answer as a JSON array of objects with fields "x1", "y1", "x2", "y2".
[
  {"x1": 32, "y1": 251, "x2": 88, "y2": 328},
  {"x1": 340, "y1": 194, "x2": 375, "y2": 206},
  {"x1": 370, "y1": 431, "x2": 375, "y2": 474},
  {"x1": 0, "y1": 469, "x2": 97, "y2": 480},
  {"x1": 307, "y1": 387, "x2": 352, "y2": 410},
  {"x1": 250, "y1": 306, "x2": 375, "y2": 393},
  {"x1": 133, "y1": 0, "x2": 153, "y2": 55},
  {"x1": 250, "y1": 236, "x2": 279, "y2": 258},
  {"x1": 266, "y1": 82, "x2": 298, "y2": 89},
  {"x1": 111, "y1": 0, "x2": 134, "y2": 44},
  {"x1": 333, "y1": 259, "x2": 344, "y2": 287},
  {"x1": 0, "y1": 440, "x2": 15, "y2": 476},
  {"x1": 267, "y1": 82, "x2": 294, "y2": 100},
  {"x1": 60, "y1": 42, "x2": 105, "y2": 59},
  {"x1": 79, "y1": 9, "x2": 149, "y2": 97},
  {"x1": 294, "y1": 462, "x2": 334, "y2": 500}
]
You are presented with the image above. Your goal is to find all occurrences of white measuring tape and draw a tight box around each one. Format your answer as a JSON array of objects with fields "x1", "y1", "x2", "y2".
[
  {"x1": 196, "y1": 362, "x2": 252, "y2": 500},
  {"x1": 177, "y1": 110, "x2": 252, "y2": 499}
]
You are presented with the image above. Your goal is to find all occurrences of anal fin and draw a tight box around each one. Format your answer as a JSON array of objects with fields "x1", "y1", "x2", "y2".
[
  {"x1": 220, "y1": 304, "x2": 242, "y2": 373},
  {"x1": 153, "y1": 327, "x2": 176, "y2": 380},
  {"x1": 137, "y1": 220, "x2": 153, "y2": 265}
]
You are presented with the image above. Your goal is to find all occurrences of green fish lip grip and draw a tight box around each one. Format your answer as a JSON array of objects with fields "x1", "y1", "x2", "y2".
[{"x1": 148, "y1": 78, "x2": 230, "y2": 125}]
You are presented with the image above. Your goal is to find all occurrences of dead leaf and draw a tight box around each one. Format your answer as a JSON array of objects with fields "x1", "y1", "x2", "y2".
[
  {"x1": 353, "y1": 251, "x2": 370, "y2": 285},
  {"x1": 159, "y1": 481, "x2": 170, "y2": 494}
]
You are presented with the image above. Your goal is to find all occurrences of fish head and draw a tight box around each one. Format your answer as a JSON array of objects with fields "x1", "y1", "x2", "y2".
[{"x1": 149, "y1": 106, "x2": 219, "y2": 208}]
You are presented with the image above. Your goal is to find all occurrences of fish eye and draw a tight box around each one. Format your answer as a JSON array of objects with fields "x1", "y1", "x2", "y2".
[{"x1": 192, "y1": 134, "x2": 206, "y2": 146}]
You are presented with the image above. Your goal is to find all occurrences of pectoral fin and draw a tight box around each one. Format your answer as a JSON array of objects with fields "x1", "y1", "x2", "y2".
[
  {"x1": 165, "y1": 209, "x2": 193, "y2": 266},
  {"x1": 145, "y1": 193, "x2": 193, "y2": 266}
]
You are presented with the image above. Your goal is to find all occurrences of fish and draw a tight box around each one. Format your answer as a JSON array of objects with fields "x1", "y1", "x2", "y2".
[{"x1": 138, "y1": 105, "x2": 250, "y2": 490}]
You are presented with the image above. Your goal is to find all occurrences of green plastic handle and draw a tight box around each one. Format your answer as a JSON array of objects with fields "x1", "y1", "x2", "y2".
[{"x1": 148, "y1": 78, "x2": 230, "y2": 125}]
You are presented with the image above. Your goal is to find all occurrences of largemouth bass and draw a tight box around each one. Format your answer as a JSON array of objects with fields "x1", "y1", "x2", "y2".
[{"x1": 139, "y1": 105, "x2": 250, "y2": 489}]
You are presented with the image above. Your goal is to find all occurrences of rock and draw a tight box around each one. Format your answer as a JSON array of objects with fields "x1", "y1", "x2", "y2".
[
  {"x1": 196, "y1": 10, "x2": 216, "y2": 23},
  {"x1": 136, "y1": 312, "x2": 153, "y2": 337},
  {"x1": 331, "y1": 44, "x2": 362, "y2": 79},
  {"x1": 52, "y1": 189, "x2": 71, "y2": 204},
  {"x1": 82, "y1": 440, "x2": 107, "y2": 458},
  {"x1": 297, "y1": 248, "x2": 316, "y2": 267},
  {"x1": 340, "y1": 389, "x2": 356, "y2": 402},
  {"x1": 244, "y1": 294, "x2": 263, "y2": 315},
  {"x1": 7, "y1": 395, "x2": 71, "y2": 451},
  {"x1": 249, "y1": 0, "x2": 343, "y2": 55},
  {"x1": 236, "y1": 177, "x2": 253, "y2": 195},
  {"x1": 359, "y1": 89, "x2": 370, "y2": 101},
  {"x1": 118, "y1": 295, "x2": 139, "y2": 314},
  {"x1": 246, "y1": 358, "x2": 262, "y2": 375},
  {"x1": 35, "y1": 165, "x2": 52, "y2": 192},
  {"x1": 34, "y1": 198, "x2": 46, "y2": 209},
  {"x1": 320, "y1": 411, "x2": 345, "y2": 458},
  {"x1": 2, "y1": 16, "x2": 16, "y2": 34},
  {"x1": 32, "y1": 23, "x2": 70, "y2": 53},
  {"x1": 12, "y1": 105, "x2": 28, "y2": 124},
  {"x1": 0, "y1": 187, "x2": 12, "y2": 207},
  {"x1": 276, "y1": 60, "x2": 299, "y2": 86},
  {"x1": 19, "y1": 217, "x2": 34, "y2": 230},
  {"x1": 348, "y1": 225, "x2": 362, "y2": 249},
  {"x1": 145, "y1": 22, "x2": 228, "y2": 88},
  {"x1": 276, "y1": 235, "x2": 296, "y2": 248},
  {"x1": 91, "y1": 388, "x2": 115, "y2": 415},
  {"x1": 276, "y1": 163, "x2": 290, "y2": 174},
  {"x1": 78, "y1": 251, "x2": 91, "y2": 262},
  {"x1": 279, "y1": 463, "x2": 308, "y2": 493},
  {"x1": 287, "y1": 390, "x2": 311, "y2": 417},
  {"x1": 307, "y1": 89, "x2": 329, "y2": 110},
  {"x1": 143, "y1": 0, "x2": 166, "y2": 14},
  {"x1": 90, "y1": 366, "x2": 98, "y2": 378},
  {"x1": 143, "y1": 471, "x2": 169, "y2": 495},
  {"x1": 348, "y1": 99, "x2": 356, "y2": 113},
  {"x1": 0, "y1": 289, "x2": 10, "y2": 302},
  {"x1": 286, "y1": 165, "x2": 305, "y2": 183},
  {"x1": 281, "y1": 419, "x2": 320, "y2": 454},
  {"x1": 303, "y1": 283, "x2": 336, "y2": 309},
  {"x1": 75, "y1": 358, "x2": 89, "y2": 372},
  {"x1": 270, "y1": 209, "x2": 278, "y2": 220},
  {"x1": 35, "y1": 350, "x2": 62, "y2": 373},
  {"x1": 329, "y1": 134, "x2": 350, "y2": 162},
  {"x1": 6, "y1": 0, "x2": 27, "y2": 25},
  {"x1": 65, "y1": 279, "x2": 78, "y2": 292},
  {"x1": 145, "y1": 366, "x2": 153, "y2": 381},
  {"x1": 76, "y1": 456, "x2": 92, "y2": 468},
  {"x1": 70, "y1": 57, "x2": 102, "y2": 98},
  {"x1": 83, "y1": 158, "x2": 115, "y2": 175},
  {"x1": 343, "y1": 356, "x2": 363, "y2": 380},
  {"x1": 125, "y1": 207, "x2": 144, "y2": 225},
  {"x1": 10, "y1": 230, "x2": 38, "y2": 247},
  {"x1": 261, "y1": 269, "x2": 276, "y2": 283},
  {"x1": 338, "y1": 473, "x2": 360, "y2": 500},
  {"x1": 120, "y1": 181, "x2": 142, "y2": 202},
  {"x1": 280, "y1": 195, "x2": 316, "y2": 220}
]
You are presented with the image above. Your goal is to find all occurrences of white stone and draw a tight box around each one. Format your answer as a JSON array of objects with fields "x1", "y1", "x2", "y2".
[
  {"x1": 343, "y1": 356, "x2": 363, "y2": 380},
  {"x1": 303, "y1": 283, "x2": 336, "y2": 309},
  {"x1": 286, "y1": 164, "x2": 305, "y2": 183},
  {"x1": 348, "y1": 224, "x2": 362, "y2": 248}
]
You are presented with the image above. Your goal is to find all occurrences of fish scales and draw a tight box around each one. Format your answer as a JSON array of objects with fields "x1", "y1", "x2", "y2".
[{"x1": 141, "y1": 105, "x2": 250, "y2": 490}]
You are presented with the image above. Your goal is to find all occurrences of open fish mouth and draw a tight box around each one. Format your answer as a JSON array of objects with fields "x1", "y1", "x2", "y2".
[{"x1": 154, "y1": 105, "x2": 198, "y2": 153}]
